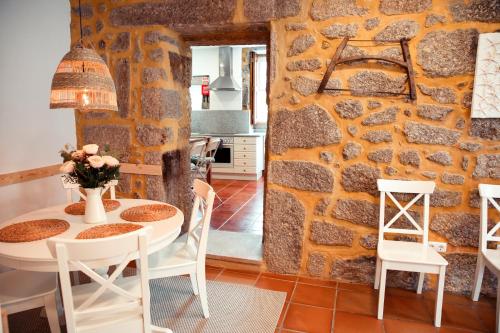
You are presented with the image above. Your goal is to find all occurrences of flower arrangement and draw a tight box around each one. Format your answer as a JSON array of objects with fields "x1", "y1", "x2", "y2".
[{"x1": 60, "y1": 144, "x2": 120, "y2": 189}]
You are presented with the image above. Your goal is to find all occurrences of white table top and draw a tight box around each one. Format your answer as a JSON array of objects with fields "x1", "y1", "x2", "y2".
[{"x1": 0, "y1": 199, "x2": 184, "y2": 272}]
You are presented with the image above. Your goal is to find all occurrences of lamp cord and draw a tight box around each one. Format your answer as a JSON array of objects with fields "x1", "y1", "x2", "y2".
[{"x1": 78, "y1": 0, "x2": 85, "y2": 73}]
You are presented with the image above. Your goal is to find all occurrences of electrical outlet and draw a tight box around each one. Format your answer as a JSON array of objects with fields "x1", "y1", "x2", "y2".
[{"x1": 429, "y1": 241, "x2": 447, "y2": 253}]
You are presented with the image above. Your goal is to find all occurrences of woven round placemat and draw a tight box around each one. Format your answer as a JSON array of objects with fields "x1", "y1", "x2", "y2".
[
  {"x1": 64, "y1": 200, "x2": 121, "y2": 215},
  {"x1": 120, "y1": 204, "x2": 177, "y2": 222},
  {"x1": 0, "y1": 219, "x2": 70, "y2": 243},
  {"x1": 76, "y1": 223, "x2": 143, "y2": 239}
]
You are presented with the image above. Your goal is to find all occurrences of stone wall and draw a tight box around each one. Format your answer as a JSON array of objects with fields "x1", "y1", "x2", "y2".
[
  {"x1": 69, "y1": 0, "x2": 192, "y2": 219},
  {"x1": 70, "y1": 0, "x2": 500, "y2": 296},
  {"x1": 266, "y1": 0, "x2": 500, "y2": 296}
]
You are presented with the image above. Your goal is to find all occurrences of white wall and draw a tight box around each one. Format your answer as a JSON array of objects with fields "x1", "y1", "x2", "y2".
[
  {"x1": 0, "y1": 0, "x2": 75, "y2": 222},
  {"x1": 190, "y1": 46, "x2": 243, "y2": 111}
]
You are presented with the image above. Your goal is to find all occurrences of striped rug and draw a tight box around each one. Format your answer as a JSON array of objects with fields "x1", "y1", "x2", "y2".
[{"x1": 8, "y1": 276, "x2": 286, "y2": 333}]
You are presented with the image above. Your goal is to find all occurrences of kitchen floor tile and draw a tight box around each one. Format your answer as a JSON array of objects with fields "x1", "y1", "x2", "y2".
[
  {"x1": 384, "y1": 318, "x2": 437, "y2": 333},
  {"x1": 214, "y1": 269, "x2": 259, "y2": 285},
  {"x1": 291, "y1": 283, "x2": 336, "y2": 308},
  {"x1": 336, "y1": 289, "x2": 378, "y2": 316},
  {"x1": 255, "y1": 276, "x2": 296, "y2": 301},
  {"x1": 439, "y1": 301, "x2": 489, "y2": 332},
  {"x1": 384, "y1": 294, "x2": 434, "y2": 323}
]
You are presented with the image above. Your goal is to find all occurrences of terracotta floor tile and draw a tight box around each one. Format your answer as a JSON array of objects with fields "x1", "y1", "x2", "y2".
[
  {"x1": 255, "y1": 276, "x2": 296, "y2": 301},
  {"x1": 277, "y1": 301, "x2": 289, "y2": 327},
  {"x1": 384, "y1": 294, "x2": 434, "y2": 323},
  {"x1": 205, "y1": 266, "x2": 223, "y2": 280},
  {"x1": 337, "y1": 281, "x2": 376, "y2": 294},
  {"x1": 215, "y1": 269, "x2": 259, "y2": 286},
  {"x1": 437, "y1": 327, "x2": 481, "y2": 333},
  {"x1": 283, "y1": 303, "x2": 333, "y2": 333},
  {"x1": 298, "y1": 276, "x2": 337, "y2": 288},
  {"x1": 333, "y1": 311, "x2": 384, "y2": 333},
  {"x1": 477, "y1": 303, "x2": 496, "y2": 333},
  {"x1": 384, "y1": 318, "x2": 438, "y2": 333},
  {"x1": 336, "y1": 289, "x2": 378, "y2": 316},
  {"x1": 291, "y1": 283, "x2": 336, "y2": 308},
  {"x1": 438, "y1": 301, "x2": 488, "y2": 332}
]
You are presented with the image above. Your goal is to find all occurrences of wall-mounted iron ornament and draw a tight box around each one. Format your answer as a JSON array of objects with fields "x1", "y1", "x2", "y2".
[{"x1": 317, "y1": 37, "x2": 417, "y2": 100}]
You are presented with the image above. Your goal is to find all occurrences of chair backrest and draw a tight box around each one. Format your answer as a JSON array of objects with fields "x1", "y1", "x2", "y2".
[
  {"x1": 61, "y1": 176, "x2": 117, "y2": 203},
  {"x1": 478, "y1": 184, "x2": 500, "y2": 251},
  {"x1": 377, "y1": 179, "x2": 436, "y2": 245},
  {"x1": 205, "y1": 138, "x2": 221, "y2": 158},
  {"x1": 186, "y1": 179, "x2": 216, "y2": 263},
  {"x1": 47, "y1": 228, "x2": 153, "y2": 333},
  {"x1": 190, "y1": 141, "x2": 206, "y2": 159}
]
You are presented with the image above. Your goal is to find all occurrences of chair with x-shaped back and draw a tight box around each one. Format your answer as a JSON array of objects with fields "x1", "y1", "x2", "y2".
[{"x1": 374, "y1": 179, "x2": 448, "y2": 327}]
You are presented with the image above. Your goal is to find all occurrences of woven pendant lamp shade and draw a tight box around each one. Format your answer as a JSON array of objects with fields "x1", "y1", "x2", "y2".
[{"x1": 50, "y1": 42, "x2": 118, "y2": 112}]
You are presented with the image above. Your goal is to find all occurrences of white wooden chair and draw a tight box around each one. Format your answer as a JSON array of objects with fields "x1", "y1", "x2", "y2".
[
  {"x1": 0, "y1": 270, "x2": 60, "y2": 333},
  {"x1": 148, "y1": 179, "x2": 215, "y2": 318},
  {"x1": 48, "y1": 227, "x2": 170, "y2": 333},
  {"x1": 61, "y1": 176, "x2": 118, "y2": 203},
  {"x1": 472, "y1": 184, "x2": 500, "y2": 333},
  {"x1": 374, "y1": 179, "x2": 448, "y2": 327},
  {"x1": 190, "y1": 141, "x2": 207, "y2": 181}
]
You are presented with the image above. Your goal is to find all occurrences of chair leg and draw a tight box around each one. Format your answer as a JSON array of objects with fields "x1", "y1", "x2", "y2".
[
  {"x1": 496, "y1": 280, "x2": 500, "y2": 333},
  {"x1": 417, "y1": 272, "x2": 425, "y2": 294},
  {"x1": 434, "y1": 266, "x2": 446, "y2": 327},
  {"x1": 190, "y1": 272, "x2": 199, "y2": 295},
  {"x1": 197, "y1": 266, "x2": 209, "y2": 319},
  {"x1": 1, "y1": 308, "x2": 9, "y2": 333},
  {"x1": 377, "y1": 262, "x2": 387, "y2": 320},
  {"x1": 472, "y1": 254, "x2": 485, "y2": 301},
  {"x1": 152, "y1": 325, "x2": 173, "y2": 333},
  {"x1": 374, "y1": 257, "x2": 381, "y2": 290},
  {"x1": 44, "y1": 294, "x2": 61, "y2": 333}
]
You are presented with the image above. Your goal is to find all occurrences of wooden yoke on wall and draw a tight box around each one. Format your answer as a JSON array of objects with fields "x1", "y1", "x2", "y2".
[{"x1": 318, "y1": 37, "x2": 417, "y2": 100}]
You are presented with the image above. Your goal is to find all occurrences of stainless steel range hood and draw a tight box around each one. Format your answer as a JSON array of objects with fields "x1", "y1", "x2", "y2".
[{"x1": 209, "y1": 47, "x2": 241, "y2": 91}]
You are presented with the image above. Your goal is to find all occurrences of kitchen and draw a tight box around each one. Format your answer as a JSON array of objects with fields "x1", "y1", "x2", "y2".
[{"x1": 189, "y1": 45, "x2": 267, "y2": 263}]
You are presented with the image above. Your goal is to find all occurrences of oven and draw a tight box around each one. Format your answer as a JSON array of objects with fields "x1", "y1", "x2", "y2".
[{"x1": 212, "y1": 137, "x2": 234, "y2": 168}]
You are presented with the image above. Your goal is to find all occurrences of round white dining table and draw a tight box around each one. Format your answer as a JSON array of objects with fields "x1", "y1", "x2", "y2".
[{"x1": 0, "y1": 199, "x2": 184, "y2": 272}]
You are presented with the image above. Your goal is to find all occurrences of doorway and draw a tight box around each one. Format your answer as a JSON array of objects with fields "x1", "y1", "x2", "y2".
[{"x1": 188, "y1": 43, "x2": 268, "y2": 264}]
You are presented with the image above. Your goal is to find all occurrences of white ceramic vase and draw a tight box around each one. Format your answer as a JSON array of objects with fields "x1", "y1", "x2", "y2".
[{"x1": 83, "y1": 187, "x2": 107, "y2": 224}]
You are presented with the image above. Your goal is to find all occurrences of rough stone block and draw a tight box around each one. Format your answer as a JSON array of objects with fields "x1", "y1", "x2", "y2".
[
  {"x1": 142, "y1": 88, "x2": 181, "y2": 120},
  {"x1": 111, "y1": 32, "x2": 130, "y2": 52},
  {"x1": 348, "y1": 71, "x2": 406, "y2": 97},
  {"x1": 367, "y1": 148, "x2": 393, "y2": 163},
  {"x1": 287, "y1": 34, "x2": 315, "y2": 57},
  {"x1": 416, "y1": 104, "x2": 453, "y2": 121},
  {"x1": 310, "y1": 220, "x2": 354, "y2": 246},
  {"x1": 462, "y1": 92, "x2": 473, "y2": 110},
  {"x1": 335, "y1": 99, "x2": 363, "y2": 119},
  {"x1": 146, "y1": 175, "x2": 166, "y2": 201},
  {"x1": 83, "y1": 125, "x2": 130, "y2": 162},
  {"x1": 310, "y1": 0, "x2": 368, "y2": 20},
  {"x1": 320, "y1": 151, "x2": 333, "y2": 164},
  {"x1": 417, "y1": 84, "x2": 457, "y2": 104},
  {"x1": 385, "y1": 166, "x2": 398, "y2": 176},
  {"x1": 444, "y1": 253, "x2": 497, "y2": 297},
  {"x1": 399, "y1": 150, "x2": 421, "y2": 167},
  {"x1": 429, "y1": 189, "x2": 462, "y2": 207},
  {"x1": 270, "y1": 104, "x2": 342, "y2": 154},
  {"x1": 144, "y1": 151, "x2": 162, "y2": 165},
  {"x1": 364, "y1": 18, "x2": 380, "y2": 30},
  {"x1": 321, "y1": 23, "x2": 358, "y2": 39},
  {"x1": 361, "y1": 106, "x2": 398, "y2": 126},
  {"x1": 422, "y1": 171, "x2": 437, "y2": 179},
  {"x1": 379, "y1": 0, "x2": 431, "y2": 15},
  {"x1": 286, "y1": 23, "x2": 307, "y2": 31},
  {"x1": 169, "y1": 52, "x2": 192, "y2": 87},
  {"x1": 144, "y1": 30, "x2": 178, "y2": 46},
  {"x1": 462, "y1": 156, "x2": 470, "y2": 171},
  {"x1": 142, "y1": 67, "x2": 167, "y2": 84},
  {"x1": 148, "y1": 48, "x2": 164, "y2": 62},
  {"x1": 307, "y1": 252, "x2": 326, "y2": 277},
  {"x1": 459, "y1": 142, "x2": 482, "y2": 153},
  {"x1": 314, "y1": 198, "x2": 331, "y2": 216},
  {"x1": 269, "y1": 160, "x2": 334, "y2": 192},
  {"x1": 341, "y1": 163, "x2": 380, "y2": 195},
  {"x1": 286, "y1": 59, "x2": 322, "y2": 72},
  {"x1": 342, "y1": 142, "x2": 362, "y2": 160},
  {"x1": 404, "y1": 121, "x2": 461, "y2": 145},
  {"x1": 136, "y1": 124, "x2": 173, "y2": 146},
  {"x1": 361, "y1": 130, "x2": 393, "y2": 143},
  {"x1": 359, "y1": 234, "x2": 378, "y2": 250},
  {"x1": 449, "y1": 0, "x2": 500, "y2": 23},
  {"x1": 374, "y1": 20, "x2": 419, "y2": 41},
  {"x1": 291, "y1": 76, "x2": 341, "y2": 96},
  {"x1": 347, "y1": 125, "x2": 358, "y2": 137},
  {"x1": 425, "y1": 14, "x2": 447, "y2": 27},
  {"x1": 367, "y1": 100, "x2": 382, "y2": 110},
  {"x1": 473, "y1": 154, "x2": 500, "y2": 179},
  {"x1": 330, "y1": 256, "x2": 375, "y2": 284},
  {"x1": 115, "y1": 58, "x2": 130, "y2": 118},
  {"x1": 427, "y1": 151, "x2": 453, "y2": 166},
  {"x1": 417, "y1": 29, "x2": 479, "y2": 77},
  {"x1": 109, "y1": 1, "x2": 236, "y2": 26},
  {"x1": 264, "y1": 189, "x2": 305, "y2": 274},
  {"x1": 441, "y1": 172, "x2": 465, "y2": 185},
  {"x1": 244, "y1": 0, "x2": 301, "y2": 21},
  {"x1": 469, "y1": 119, "x2": 500, "y2": 141}
]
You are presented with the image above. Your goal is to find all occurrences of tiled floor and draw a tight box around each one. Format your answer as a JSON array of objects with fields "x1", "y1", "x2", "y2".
[
  {"x1": 206, "y1": 266, "x2": 497, "y2": 333},
  {"x1": 209, "y1": 178, "x2": 264, "y2": 235}
]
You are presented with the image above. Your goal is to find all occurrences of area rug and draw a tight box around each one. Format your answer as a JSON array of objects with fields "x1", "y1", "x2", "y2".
[{"x1": 8, "y1": 275, "x2": 286, "y2": 333}]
